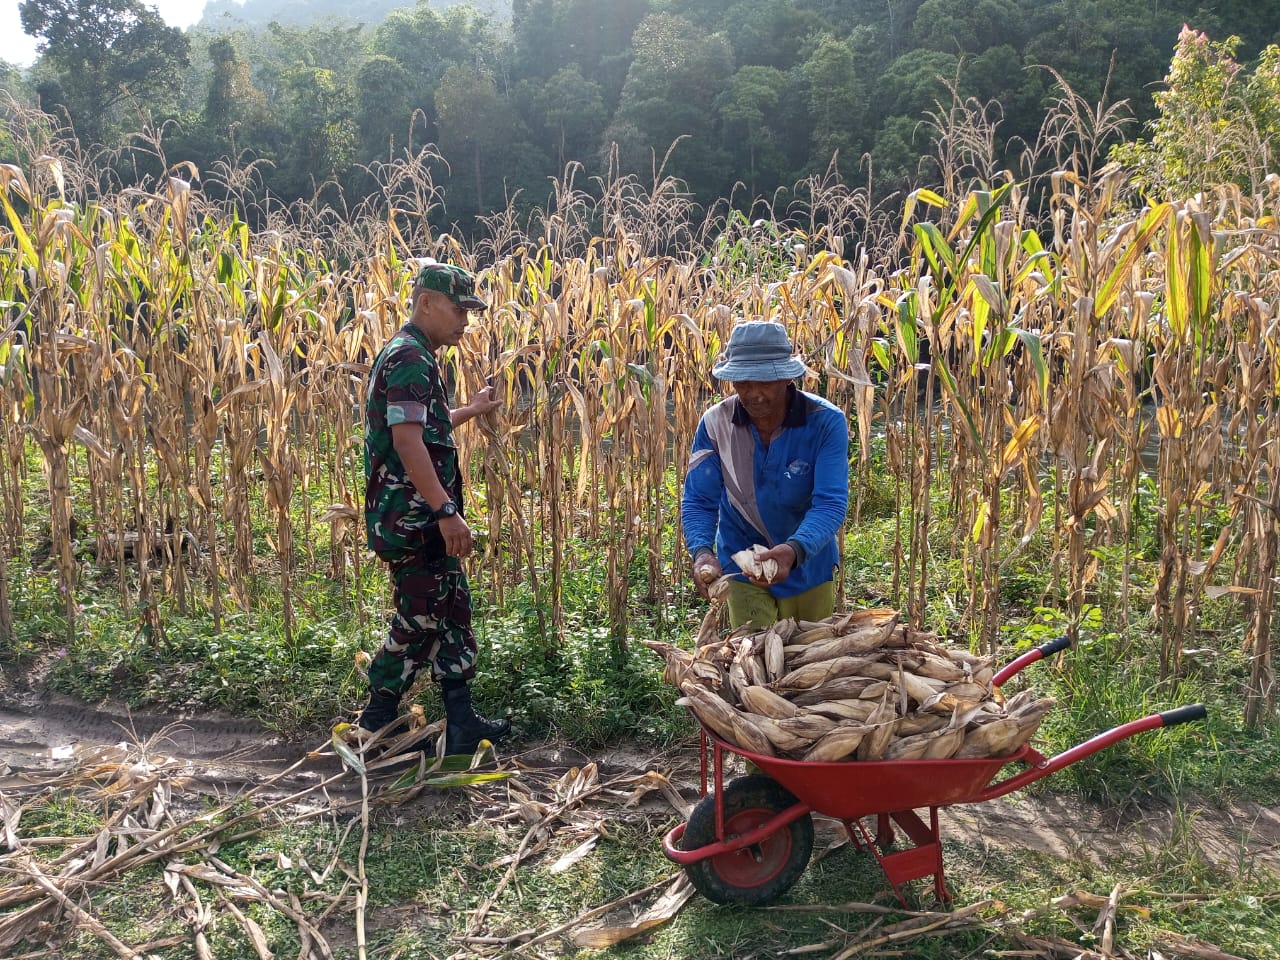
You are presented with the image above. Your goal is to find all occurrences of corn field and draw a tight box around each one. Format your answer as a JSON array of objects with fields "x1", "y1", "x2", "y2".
[{"x1": 0, "y1": 99, "x2": 1277, "y2": 726}]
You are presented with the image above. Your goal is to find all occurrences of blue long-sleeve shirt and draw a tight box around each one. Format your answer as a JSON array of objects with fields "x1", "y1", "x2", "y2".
[{"x1": 681, "y1": 387, "x2": 850, "y2": 598}]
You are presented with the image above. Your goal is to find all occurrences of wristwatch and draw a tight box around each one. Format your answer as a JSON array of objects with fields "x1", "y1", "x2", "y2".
[{"x1": 432, "y1": 501, "x2": 459, "y2": 520}]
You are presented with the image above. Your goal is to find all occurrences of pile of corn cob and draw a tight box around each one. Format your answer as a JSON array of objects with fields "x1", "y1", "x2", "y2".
[{"x1": 646, "y1": 606, "x2": 1054, "y2": 762}]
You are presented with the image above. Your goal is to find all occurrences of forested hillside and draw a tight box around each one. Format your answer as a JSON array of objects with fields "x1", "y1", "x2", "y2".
[
  {"x1": 198, "y1": 0, "x2": 511, "y2": 29},
  {"x1": 4, "y1": 0, "x2": 1280, "y2": 231}
]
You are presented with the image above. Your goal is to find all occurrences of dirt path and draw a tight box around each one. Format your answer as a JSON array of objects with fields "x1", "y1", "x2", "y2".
[{"x1": 3, "y1": 691, "x2": 1278, "y2": 881}]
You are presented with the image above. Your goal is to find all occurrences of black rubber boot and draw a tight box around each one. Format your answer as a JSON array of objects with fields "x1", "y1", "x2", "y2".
[
  {"x1": 357, "y1": 689, "x2": 402, "y2": 734},
  {"x1": 356, "y1": 689, "x2": 437, "y2": 761},
  {"x1": 442, "y1": 682, "x2": 511, "y2": 756}
]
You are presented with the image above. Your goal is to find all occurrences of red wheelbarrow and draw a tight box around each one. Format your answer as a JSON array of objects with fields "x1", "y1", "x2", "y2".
[{"x1": 662, "y1": 635, "x2": 1208, "y2": 906}]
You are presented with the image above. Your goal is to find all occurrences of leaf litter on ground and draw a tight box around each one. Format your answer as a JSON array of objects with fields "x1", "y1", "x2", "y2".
[{"x1": 0, "y1": 728, "x2": 1270, "y2": 959}]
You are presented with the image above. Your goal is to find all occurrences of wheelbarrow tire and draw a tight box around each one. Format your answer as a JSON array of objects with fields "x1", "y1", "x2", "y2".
[{"x1": 681, "y1": 774, "x2": 814, "y2": 906}]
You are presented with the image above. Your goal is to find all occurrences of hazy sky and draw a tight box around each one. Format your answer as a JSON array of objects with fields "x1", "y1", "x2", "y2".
[{"x1": 1, "y1": 0, "x2": 220, "y2": 68}]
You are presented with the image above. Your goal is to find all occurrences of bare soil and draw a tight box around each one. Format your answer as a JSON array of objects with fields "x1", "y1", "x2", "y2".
[{"x1": 3, "y1": 686, "x2": 1277, "y2": 883}]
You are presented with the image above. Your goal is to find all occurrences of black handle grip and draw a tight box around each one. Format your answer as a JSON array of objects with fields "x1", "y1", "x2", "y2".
[
  {"x1": 1037, "y1": 635, "x2": 1071, "y2": 657},
  {"x1": 1159, "y1": 704, "x2": 1207, "y2": 727}
]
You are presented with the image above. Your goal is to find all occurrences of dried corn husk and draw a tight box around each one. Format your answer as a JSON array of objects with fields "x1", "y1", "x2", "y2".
[
  {"x1": 914, "y1": 653, "x2": 971, "y2": 682},
  {"x1": 773, "y1": 712, "x2": 838, "y2": 741},
  {"x1": 761, "y1": 628, "x2": 785, "y2": 681},
  {"x1": 731, "y1": 544, "x2": 778, "y2": 581},
  {"x1": 802, "y1": 723, "x2": 871, "y2": 762},
  {"x1": 652, "y1": 610, "x2": 1056, "y2": 764},
  {"x1": 752, "y1": 714, "x2": 816, "y2": 753},
  {"x1": 788, "y1": 618, "x2": 901, "y2": 667},
  {"x1": 893, "y1": 712, "x2": 949, "y2": 736},
  {"x1": 806, "y1": 698, "x2": 878, "y2": 722},
  {"x1": 739, "y1": 684, "x2": 803, "y2": 719},
  {"x1": 954, "y1": 718, "x2": 1022, "y2": 758},
  {"x1": 679, "y1": 681, "x2": 775, "y2": 756},
  {"x1": 790, "y1": 676, "x2": 885, "y2": 706},
  {"x1": 773, "y1": 656, "x2": 879, "y2": 691},
  {"x1": 855, "y1": 693, "x2": 899, "y2": 761}
]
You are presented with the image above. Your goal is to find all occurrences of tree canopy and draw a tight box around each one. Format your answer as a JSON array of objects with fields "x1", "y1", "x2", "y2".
[
  {"x1": 4, "y1": 0, "x2": 1280, "y2": 230},
  {"x1": 19, "y1": 0, "x2": 189, "y2": 145}
]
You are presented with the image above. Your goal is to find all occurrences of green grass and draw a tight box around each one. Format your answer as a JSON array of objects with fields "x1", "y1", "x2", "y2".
[
  {"x1": 18, "y1": 794, "x2": 1276, "y2": 960},
  {"x1": 4, "y1": 457, "x2": 1279, "y2": 959}
]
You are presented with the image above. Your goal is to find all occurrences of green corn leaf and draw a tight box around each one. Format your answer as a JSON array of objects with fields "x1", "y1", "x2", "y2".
[
  {"x1": 934, "y1": 358, "x2": 985, "y2": 462},
  {"x1": 1010, "y1": 326, "x2": 1049, "y2": 400},
  {"x1": 330, "y1": 728, "x2": 366, "y2": 776},
  {"x1": 1167, "y1": 212, "x2": 1187, "y2": 340},
  {"x1": 1095, "y1": 203, "x2": 1171, "y2": 320}
]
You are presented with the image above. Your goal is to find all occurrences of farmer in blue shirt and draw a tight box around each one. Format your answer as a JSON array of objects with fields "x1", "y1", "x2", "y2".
[{"x1": 682, "y1": 320, "x2": 850, "y2": 628}]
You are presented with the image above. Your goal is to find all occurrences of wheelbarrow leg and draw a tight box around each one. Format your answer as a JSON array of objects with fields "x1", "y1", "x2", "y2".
[
  {"x1": 849, "y1": 807, "x2": 951, "y2": 908},
  {"x1": 875, "y1": 813, "x2": 894, "y2": 850}
]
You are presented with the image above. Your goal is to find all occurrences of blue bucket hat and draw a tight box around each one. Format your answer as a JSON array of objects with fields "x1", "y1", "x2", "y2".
[
  {"x1": 413, "y1": 262, "x2": 487, "y2": 311},
  {"x1": 712, "y1": 321, "x2": 808, "y2": 382}
]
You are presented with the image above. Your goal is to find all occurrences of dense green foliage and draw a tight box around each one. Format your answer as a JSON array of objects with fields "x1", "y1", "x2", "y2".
[{"x1": 5, "y1": 0, "x2": 1280, "y2": 229}]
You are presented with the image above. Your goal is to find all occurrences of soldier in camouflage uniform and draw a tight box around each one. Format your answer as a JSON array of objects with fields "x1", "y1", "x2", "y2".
[{"x1": 358, "y1": 262, "x2": 511, "y2": 756}]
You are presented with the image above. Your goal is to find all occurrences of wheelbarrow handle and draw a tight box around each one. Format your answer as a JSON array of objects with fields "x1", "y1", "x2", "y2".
[
  {"x1": 1160, "y1": 704, "x2": 1208, "y2": 726},
  {"x1": 992, "y1": 634, "x2": 1071, "y2": 687},
  {"x1": 972, "y1": 703, "x2": 1208, "y2": 803}
]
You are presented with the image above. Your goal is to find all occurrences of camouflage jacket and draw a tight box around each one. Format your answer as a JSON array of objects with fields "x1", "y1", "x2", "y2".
[{"x1": 364, "y1": 323, "x2": 464, "y2": 559}]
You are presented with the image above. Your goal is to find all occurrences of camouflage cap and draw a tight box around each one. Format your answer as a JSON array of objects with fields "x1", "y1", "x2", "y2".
[{"x1": 413, "y1": 262, "x2": 487, "y2": 311}]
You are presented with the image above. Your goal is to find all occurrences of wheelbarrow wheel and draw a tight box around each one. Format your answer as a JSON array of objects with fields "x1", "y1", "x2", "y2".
[{"x1": 681, "y1": 774, "x2": 814, "y2": 906}]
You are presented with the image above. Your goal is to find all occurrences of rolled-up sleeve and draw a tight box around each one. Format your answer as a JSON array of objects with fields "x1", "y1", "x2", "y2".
[{"x1": 383, "y1": 350, "x2": 438, "y2": 435}]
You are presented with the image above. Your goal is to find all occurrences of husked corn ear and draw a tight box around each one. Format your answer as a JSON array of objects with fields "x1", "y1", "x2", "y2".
[{"x1": 731, "y1": 544, "x2": 778, "y2": 581}]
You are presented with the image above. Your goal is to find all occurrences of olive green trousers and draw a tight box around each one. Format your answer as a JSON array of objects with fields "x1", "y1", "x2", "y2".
[{"x1": 726, "y1": 579, "x2": 835, "y2": 629}]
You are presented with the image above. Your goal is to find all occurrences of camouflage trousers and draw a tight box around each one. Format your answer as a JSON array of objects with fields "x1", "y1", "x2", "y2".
[{"x1": 366, "y1": 552, "x2": 478, "y2": 696}]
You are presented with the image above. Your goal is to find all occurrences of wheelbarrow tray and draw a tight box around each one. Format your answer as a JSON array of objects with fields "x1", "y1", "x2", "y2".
[{"x1": 715, "y1": 734, "x2": 1033, "y2": 821}]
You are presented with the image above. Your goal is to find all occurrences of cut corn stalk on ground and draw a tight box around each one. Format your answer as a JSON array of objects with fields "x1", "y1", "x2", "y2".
[{"x1": 645, "y1": 610, "x2": 1053, "y2": 762}]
